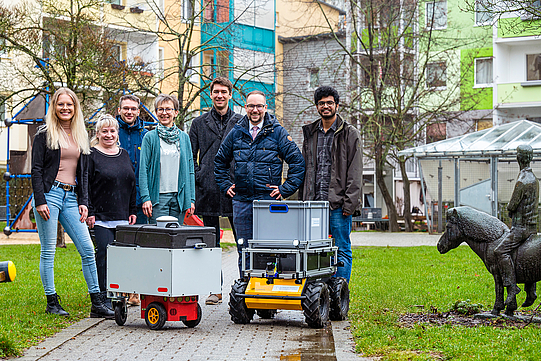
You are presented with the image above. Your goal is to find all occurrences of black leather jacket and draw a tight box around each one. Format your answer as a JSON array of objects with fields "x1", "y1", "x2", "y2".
[{"x1": 31, "y1": 129, "x2": 89, "y2": 207}]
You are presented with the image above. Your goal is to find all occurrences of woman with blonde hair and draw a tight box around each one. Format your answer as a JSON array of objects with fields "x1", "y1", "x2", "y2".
[
  {"x1": 87, "y1": 114, "x2": 136, "y2": 305},
  {"x1": 31, "y1": 87, "x2": 114, "y2": 318}
]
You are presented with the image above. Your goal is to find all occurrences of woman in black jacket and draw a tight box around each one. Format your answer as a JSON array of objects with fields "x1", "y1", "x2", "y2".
[
  {"x1": 31, "y1": 87, "x2": 113, "y2": 319},
  {"x1": 86, "y1": 114, "x2": 136, "y2": 305}
]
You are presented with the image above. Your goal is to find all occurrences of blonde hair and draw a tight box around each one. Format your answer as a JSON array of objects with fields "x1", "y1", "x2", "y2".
[
  {"x1": 90, "y1": 114, "x2": 119, "y2": 147},
  {"x1": 44, "y1": 88, "x2": 90, "y2": 154}
]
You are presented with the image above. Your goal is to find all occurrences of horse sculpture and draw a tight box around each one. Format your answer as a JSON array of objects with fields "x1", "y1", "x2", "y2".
[{"x1": 437, "y1": 206, "x2": 541, "y2": 316}]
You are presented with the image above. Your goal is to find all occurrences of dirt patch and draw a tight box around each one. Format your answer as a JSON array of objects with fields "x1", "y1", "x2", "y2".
[{"x1": 398, "y1": 311, "x2": 541, "y2": 328}]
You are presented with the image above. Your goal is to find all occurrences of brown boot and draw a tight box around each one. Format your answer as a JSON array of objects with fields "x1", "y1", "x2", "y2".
[{"x1": 128, "y1": 293, "x2": 140, "y2": 306}]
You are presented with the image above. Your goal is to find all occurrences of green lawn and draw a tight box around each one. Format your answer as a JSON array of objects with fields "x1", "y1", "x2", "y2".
[
  {"x1": 349, "y1": 246, "x2": 541, "y2": 360},
  {"x1": 0, "y1": 244, "x2": 91, "y2": 357}
]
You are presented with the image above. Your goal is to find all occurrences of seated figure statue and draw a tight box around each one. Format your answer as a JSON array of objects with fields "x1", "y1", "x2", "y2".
[{"x1": 495, "y1": 144, "x2": 539, "y2": 306}]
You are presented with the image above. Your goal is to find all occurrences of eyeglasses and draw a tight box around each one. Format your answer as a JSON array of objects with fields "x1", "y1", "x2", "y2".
[
  {"x1": 246, "y1": 104, "x2": 266, "y2": 110},
  {"x1": 156, "y1": 107, "x2": 175, "y2": 113},
  {"x1": 317, "y1": 101, "x2": 336, "y2": 107},
  {"x1": 121, "y1": 107, "x2": 138, "y2": 112}
]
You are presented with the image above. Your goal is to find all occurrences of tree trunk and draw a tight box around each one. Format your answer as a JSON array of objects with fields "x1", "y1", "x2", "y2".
[
  {"x1": 399, "y1": 158, "x2": 413, "y2": 232},
  {"x1": 56, "y1": 222, "x2": 66, "y2": 248},
  {"x1": 375, "y1": 144, "x2": 400, "y2": 232}
]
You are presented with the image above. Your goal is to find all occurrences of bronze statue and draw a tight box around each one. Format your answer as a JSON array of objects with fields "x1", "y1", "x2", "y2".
[
  {"x1": 438, "y1": 206, "x2": 540, "y2": 316},
  {"x1": 495, "y1": 145, "x2": 539, "y2": 308}
]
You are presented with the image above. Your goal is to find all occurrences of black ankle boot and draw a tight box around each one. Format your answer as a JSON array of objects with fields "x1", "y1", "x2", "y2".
[
  {"x1": 46, "y1": 293, "x2": 70, "y2": 317},
  {"x1": 90, "y1": 292, "x2": 114, "y2": 319},
  {"x1": 100, "y1": 291, "x2": 112, "y2": 309}
]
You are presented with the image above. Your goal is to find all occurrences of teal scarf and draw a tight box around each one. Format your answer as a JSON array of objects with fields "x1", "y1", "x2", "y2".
[{"x1": 157, "y1": 124, "x2": 180, "y2": 149}]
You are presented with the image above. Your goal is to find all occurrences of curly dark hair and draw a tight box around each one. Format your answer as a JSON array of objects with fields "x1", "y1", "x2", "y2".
[{"x1": 314, "y1": 86, "x2": 339, "y2": 105}]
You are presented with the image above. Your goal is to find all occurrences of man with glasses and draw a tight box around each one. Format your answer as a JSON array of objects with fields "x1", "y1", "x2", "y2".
[
  {"x1": 139, "y1": 94, "x2": 195, "y2": 225},
  {"x1": 299, "y1": 86, "x2": 362, "y2": 283},
  {"x1": 117, "y1": 94, "x2": 148, "y2": 225},
  {"x1": 215, "y1": 90, "x2": 305, "y2": 277},
  {"x1": 189, "y1": 77, "x2": 242, "y2": 305}
]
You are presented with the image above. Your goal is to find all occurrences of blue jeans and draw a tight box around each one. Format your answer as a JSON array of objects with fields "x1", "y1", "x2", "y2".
[
  {"x1": 232, "y1": 200, "x2": 252, "y2": 278},
  {"x1": 136, "y1": 206, "x2": 148, "y2": 224},
  {"x1": 149, "y1": 192, "x2": 181, "y2": 224},
  {"x1": 33, "y1": 186, "x2": 100, "y2": 295},
  {"x1": 330, "y1": 208, "x2": 353, "y2": 282}
]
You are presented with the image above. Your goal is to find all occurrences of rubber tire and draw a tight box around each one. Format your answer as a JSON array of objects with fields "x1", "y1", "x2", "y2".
[
  {"x1": 229, "y1": 279, "x2": 255, "y2": 324},
  {"x1": 328, "y1": 277, "x2": 350, "y2": 321},
  {"x1": 302, "y1": 282, "x2": 330, "y2": 328},
  {"x1": 114, "y1": 302, "x2": 127, "y2": 326},
  {"x1": 182, "y1": 303, "x2": 202, "y2": 328},
  {"x1": 256, "y1": 309, "x2": 277, "y2": 319},
  {"x1": 145, "y1": 302, "x2": 167, "y2": 330}
]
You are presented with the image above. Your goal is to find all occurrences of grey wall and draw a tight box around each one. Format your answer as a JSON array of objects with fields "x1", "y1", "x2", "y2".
[{"x1": 280, "y1": 35, "x2": 348, "y2": 147}]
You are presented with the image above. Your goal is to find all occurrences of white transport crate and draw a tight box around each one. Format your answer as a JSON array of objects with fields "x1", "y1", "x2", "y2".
[
  {"x1": 107, "y1": 245, "x2": 221, "y2": 297},
  {"x1": 252, "y1": 200, "x2": 329, "y2": 242}
]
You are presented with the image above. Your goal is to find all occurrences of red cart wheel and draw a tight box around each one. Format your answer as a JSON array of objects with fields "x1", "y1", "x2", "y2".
[{"x1": 145, "y1": 302, "x2": 167, "y2": 330}]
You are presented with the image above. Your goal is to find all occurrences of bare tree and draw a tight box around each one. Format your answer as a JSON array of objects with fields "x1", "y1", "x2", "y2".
[
  {"x1": 0, "y1": 0, "x2": 149, "y2": 114},
  {"x1": 306, "y1": 0, "x2": 494, "y2": 231}
]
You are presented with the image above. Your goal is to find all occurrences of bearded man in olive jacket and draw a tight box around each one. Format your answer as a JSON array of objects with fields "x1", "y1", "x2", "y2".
[
  {"x1": 299, "y1": 86, "x2": 362, "y2": 283},
  {"x1": 189, "y1": 77, "x2": 241, "y2": 305}
]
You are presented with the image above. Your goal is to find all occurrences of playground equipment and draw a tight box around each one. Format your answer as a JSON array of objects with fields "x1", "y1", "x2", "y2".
[
  {"x1": 107, "y1": 216, "x2": 221, "y2": 330},
  {"x1": 0, "y1": 261, "x2": 16, "y2": 283},
  {"x1": 229, "y1": 201, "x2": 350, "y2": 328}
]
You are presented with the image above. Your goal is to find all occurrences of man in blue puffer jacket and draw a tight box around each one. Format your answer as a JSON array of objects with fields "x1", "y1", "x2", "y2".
[{"x1": 215, "y1": 90, "x2": 305, "y2": 276}]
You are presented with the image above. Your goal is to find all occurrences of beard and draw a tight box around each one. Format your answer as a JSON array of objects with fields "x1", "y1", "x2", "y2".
[{"x1": 318, "y1": 108, "x2": 336, "y2": 120}]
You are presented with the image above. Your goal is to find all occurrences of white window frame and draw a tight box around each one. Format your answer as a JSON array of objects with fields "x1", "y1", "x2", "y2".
[
  {"x1": 474, "y1": 57, "x2": 493, "y2": 87},
  {"x1": 475, "y1": 0, "x2": 492, "y2": 25},
  {"x1": 426, "y1": 1, "x2": 447, "y2": 30},
  {"x1": 426, "y1": 61, "x2": 447, "y2": 89}
]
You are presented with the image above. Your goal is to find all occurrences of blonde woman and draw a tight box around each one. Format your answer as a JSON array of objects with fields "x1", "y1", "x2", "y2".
[
  {"x1": 31, "y1": 88, "x2": 114, "y2": 319},
  {"x1": 87, "y1": 115, "x2": 136, "y2": 305}
]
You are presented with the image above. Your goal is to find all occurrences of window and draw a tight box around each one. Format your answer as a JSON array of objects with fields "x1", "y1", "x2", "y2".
[
  {"x1": 309, "y1": 68, "x2": 319, "y2": 89},
  {"x1": 0, "y1": 97, "x2": 5, "y2": 125},
  {"x1": 108, "y1": 0, "x2": 122, "y2": 5},
  {"x1": 426, "y1": 62, "x2": 446, "y2": 88},
  {"x1": 426, "y1": 122, "x2": 446, "y2": 143},
  {"x1": 0, "y1": 38, "x2": 7, "y2": 57},
  {"x1": 110, "y1": 44, "x2": 122, "y2": 62},
  {"x1": 158, "y1": 47, "x2": 165, "y2": 79},
  {"x1": 526, "y1": 54, "x2": 541, "y2": 81},
  {"x1": 203, "y1": 51, "x2": 214, "y2": 79},
  {"x1": 183, "y1": 0, "x2": 194, "y2": 20},
  {"x1": 204, "y1": 0, "x2": 214, "y2": 22},
  {"x1": 475, "y1": 0, "x2": 492, "y2": 25},
  {"x1": 426, "y1": 1, "x2": 447, "y2": 29},
  {"x1": 216, "y1": 50, "x2": 229, "y2": 77},
  {"x1": 474, "y1": 57, "x2": 493, "y2": 86}
]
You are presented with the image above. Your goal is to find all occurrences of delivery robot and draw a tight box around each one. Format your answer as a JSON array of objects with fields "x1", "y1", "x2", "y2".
[
  {"x1": 107, "y1": 216, "x2": 221, "y2": 330},
  {"x1": 228, "y1": 201, "x2": 349, "y2": 328}
]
